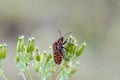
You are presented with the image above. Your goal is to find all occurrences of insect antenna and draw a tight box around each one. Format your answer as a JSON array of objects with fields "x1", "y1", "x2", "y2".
[
  {"x1": 58, "y1": 30, "x2": 62, "y2": 37},
  {"x1": 63, "y1": 32, "x2": 72, "y2": 38},
  {"x1": 58, "y1": 30, "x2": 72, "y2": 37}
]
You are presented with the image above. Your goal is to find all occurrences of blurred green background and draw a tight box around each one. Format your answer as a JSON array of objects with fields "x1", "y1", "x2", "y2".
[{"x1": 0, "y1": 0, "x2": 120, "y2": 80}]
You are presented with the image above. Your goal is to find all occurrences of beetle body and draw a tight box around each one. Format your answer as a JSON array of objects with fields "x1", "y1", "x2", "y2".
[
  {"x1": 53, "y1": 30, "x2": 71, "y2": 65},
  {"x1": 53, "y1": 37, "x2": 65, "y2": 64}
]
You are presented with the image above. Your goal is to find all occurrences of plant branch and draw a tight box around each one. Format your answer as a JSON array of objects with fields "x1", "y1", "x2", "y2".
[
  {"x1": 0, "y1": 68, "x2": 7, "y2": 80},
  {"x1": 26, "y1": 66, "x2": 32, "y2": 80}
]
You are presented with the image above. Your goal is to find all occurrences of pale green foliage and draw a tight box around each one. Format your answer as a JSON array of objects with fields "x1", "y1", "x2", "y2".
[
  {"x1": 0, "y1": 44, "x2": 7, "y2": 80},
  {"x1": 0, "y1": 35, "x2": 86, "y2": 80},
  {"x1": 15, "y1": 35, "x2": 86, "y2": 80},
  {"x1": 0, "y1": 44, "x2": 7, "y2": 60}
]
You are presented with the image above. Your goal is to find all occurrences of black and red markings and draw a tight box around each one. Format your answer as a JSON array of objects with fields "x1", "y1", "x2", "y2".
[{"x1": 53, "y1": 30, "x2": 71, "y2": 65}]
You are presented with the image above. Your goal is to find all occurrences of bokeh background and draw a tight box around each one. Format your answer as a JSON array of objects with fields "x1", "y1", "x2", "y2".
[{"x1": 0, "y1": 0, "x2": 120, "y2": 80}]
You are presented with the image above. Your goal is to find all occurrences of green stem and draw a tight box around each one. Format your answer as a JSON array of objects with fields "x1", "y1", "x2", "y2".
[
  {"x1": 0, "y1": 74, "x2": 7, "y2": 80},
  {"x1": 26, "y1": 66, "x2": 32, "y2": 80},
  {"x1": 48, "y1": 74, "x2": 52, "y2": 80},
  {"x1": 20, "y1": 72, "x2": 26, "y2": 80},
  {"x1": 56, "y1": 63, "x2": 68, "y2": 80},
  {"x1": 0, "y1": 68, "x2": 7, "y2": 80},
  {"x1": 56, "y1": 70, "x2": 63, "y2": 80}
]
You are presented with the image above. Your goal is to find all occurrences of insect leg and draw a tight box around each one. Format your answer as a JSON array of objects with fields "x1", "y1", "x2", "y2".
[
  {"x1": 62, "y1": 49, "x2": 69, "y2": 61},
  {"x1": 61, "y1": 46, "x2": 68, "y2": 51},
  {"x1": 62, "y1": 39, "x2": 68, "y2": 45}
]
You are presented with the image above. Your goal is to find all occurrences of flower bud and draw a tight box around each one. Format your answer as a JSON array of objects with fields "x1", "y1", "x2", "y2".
[
  {"x1": 36, "y1": 48, "x2": 40, "y2": 61},
  {"x1": 71, "y1": 44, "x2": 77, "y2": 54},
  {"x1": 17, "y1": 35, "x2": 24, "y2": 53},
  {"x1": 27, "y1": 37, "x2": 35, "y2": 53},
  {"x1": 16, "y1": 55, "x2": 20, "y2": 62},
  {"x1": 68, "y1": 36, "x2": 73, "y2": 42},
  {"x1": 2, "y1": 44, "x2": 7, "y2": 59},
  {"x1": 70, "y1": 67, "x2": 77, "y2": 76},
  {"x1": 26, "y1": 37, "x2": 35, "y2": 60},
  {"x1": 40, "y1": 51, "x2": 46, "y2": 62},
  {"x1": 0, "y1": 44, "x2": 7, "y2": 59},
  {"x1": 30, "y1": 37, "x2": 35, "y2": 52},
  {"x1": 27, "y1": 39, "x2": 31, "y2": 53},
  {"x1": 46, "y1": 54, "x2": 52, "y2": 64},
  {"x1": 76, "y1": 42, "x2": 86, "y2": 57}
]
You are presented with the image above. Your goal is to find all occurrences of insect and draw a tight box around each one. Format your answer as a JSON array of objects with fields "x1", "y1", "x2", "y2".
[{"x1": 53, "y1": 30, "x2": 71, "y2": 64}]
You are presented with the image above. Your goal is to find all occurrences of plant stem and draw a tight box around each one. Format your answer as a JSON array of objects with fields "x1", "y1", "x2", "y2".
[
  {"x1": 56, "y1": 70, "x2": 63, "y2": 80},
  {"x1": 48, "y1": 74, "x2": 52, "y2": 80},
  {"x1": 26, "y1": 66, "x2": 32, "y2": 80},
  {"x1": 0, "y1": 73, "x2": 7, "y2": 80},
  {"x1": 0, "y1": 68, "x2": 7, "y2": 80},
  {"x1": 21, "y1": 72, "x2": 26, "y2": 80}
]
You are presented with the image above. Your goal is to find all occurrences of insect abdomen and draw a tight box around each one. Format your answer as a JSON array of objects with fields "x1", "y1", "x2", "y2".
[{"x1": 54, "y1": 52, "x2": 63, "y2": 64}]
